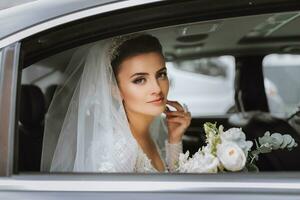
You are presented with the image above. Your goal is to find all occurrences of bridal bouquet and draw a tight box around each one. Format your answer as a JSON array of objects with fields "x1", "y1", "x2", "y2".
[{"x1": 177, "y1": 122, "x2": 298, "y2": 173}]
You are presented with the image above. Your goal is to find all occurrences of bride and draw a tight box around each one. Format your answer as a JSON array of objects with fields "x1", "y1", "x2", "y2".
[{"x1": 41, "y1": 34, "x2": 191, "y2": 173}]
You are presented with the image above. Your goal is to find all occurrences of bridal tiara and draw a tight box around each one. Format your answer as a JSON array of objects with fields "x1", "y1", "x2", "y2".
[{"x1": 108, "y1": 33, "x2": 143, "y2": 62}]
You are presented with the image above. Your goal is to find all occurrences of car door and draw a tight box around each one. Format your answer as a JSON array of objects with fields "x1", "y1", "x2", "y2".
[{"x1": 1, "y1": 0, "x2": 300, "y2": 199}]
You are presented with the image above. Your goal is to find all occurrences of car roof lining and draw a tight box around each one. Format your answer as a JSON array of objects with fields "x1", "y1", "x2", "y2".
[
  {"x1": 149, "y1": 12, "x2": 300, "y2": 60},
  {"x1": 20, "y1": 0, "x2": 300, "y2": 69}
]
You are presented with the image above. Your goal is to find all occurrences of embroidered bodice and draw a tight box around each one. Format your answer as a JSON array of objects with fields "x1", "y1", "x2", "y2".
[{"x1": 134, "y1": 140, "x2": 182, "y2": 173}]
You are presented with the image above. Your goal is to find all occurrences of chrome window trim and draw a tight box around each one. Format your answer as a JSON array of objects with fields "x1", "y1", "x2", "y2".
[
  {"x1": 0, "y1": 0, "x2": 163, "y2": 49},
  {"x1": 0, "y1": 176, "x2": 300, "y2": 193},
  {"x1": 0, "y1": 43, "x2": 20, "y2": 176}
]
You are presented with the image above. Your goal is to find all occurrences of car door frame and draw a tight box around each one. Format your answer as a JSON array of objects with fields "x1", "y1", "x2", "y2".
[
  {"x1": 0, "y1": 43, "x2": 20, "y2": 177},
  {"x1": 1, "y1": 0, "x2": 300, "y2": 198}
]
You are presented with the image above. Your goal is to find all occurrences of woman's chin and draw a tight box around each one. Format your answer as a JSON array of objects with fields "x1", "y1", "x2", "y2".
[
  {"x1": 147, "y1": 106, "x2": 166, "y2": 116},
  {"x1": 134, "y1": 103, "x2": 166, "y2": 117}
]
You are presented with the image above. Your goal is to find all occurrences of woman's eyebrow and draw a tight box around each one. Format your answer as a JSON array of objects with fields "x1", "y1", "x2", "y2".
[
  {"x1": 156, "y1": 67, "x2": 167, "y2": 73},
  {"x1": 130, "y1": 72, "x2": 148, "y2": 78},
  {"x1": 130, "y1": 67, "x2": 166, "y2": 78}
]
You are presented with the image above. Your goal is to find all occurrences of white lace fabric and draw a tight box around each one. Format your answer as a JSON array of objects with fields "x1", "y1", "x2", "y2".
[
  {"x1": 165, "y1": 141, "x2": 183, "y2": 172},
  {"x1": 135, "y1": 140, "x2": 182, "y2": 173}
]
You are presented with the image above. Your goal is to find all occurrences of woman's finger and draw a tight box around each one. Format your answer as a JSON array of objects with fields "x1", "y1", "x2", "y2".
[
  {"x1": 167, "y1": 116, "x2": 188, "y2": 124},
  {"x1": 166, "y1": 100, "x2": 184, "y2": 112},
  {"x1": 165, "y1": 111, "x2": 186, "y2": 117},
  {"x1": 165, "y1": 105, "x2": 170, "y2": 111}
]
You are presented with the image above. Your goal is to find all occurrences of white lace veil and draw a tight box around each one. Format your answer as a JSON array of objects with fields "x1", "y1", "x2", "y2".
[{"x1": 40, "y1": 36, "x2": 168, "y2": 172}]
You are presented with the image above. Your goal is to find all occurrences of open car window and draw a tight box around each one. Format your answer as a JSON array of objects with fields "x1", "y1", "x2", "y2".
[
  {"x1": 167, "y1": 56, "x2": 235, "y2": 117},
  {"x1": 263, "y1": 54, "x2": 300, "y2": 118},
  {"x1": 18, "y1": 11, "x2": 300, "y2": 174}
]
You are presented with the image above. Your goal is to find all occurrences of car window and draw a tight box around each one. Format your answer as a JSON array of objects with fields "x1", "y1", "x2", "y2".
[
  {"x1": 19, "y1": 45, "x2": 237, "y2": 173},
  {"x1": 16, "y1": 8, "x2": 300, "y2": 175},
  {"x1": 21, "y1": 47, "x2": 74, "y2": 92},
  {"x1": 22, "y1": 63, "x2": 63, "y2": 92},
  {"x1": 263, "y1": 54, "x2": 300, "y2": 118},
  {"x1": 167, "y1": 56, "x2": 235, "y2": 116}
]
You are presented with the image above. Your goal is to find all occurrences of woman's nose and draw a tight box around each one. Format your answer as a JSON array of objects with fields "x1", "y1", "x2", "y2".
[{"x1": 150, "y1": 79, "x2": 162, "y2": 94}]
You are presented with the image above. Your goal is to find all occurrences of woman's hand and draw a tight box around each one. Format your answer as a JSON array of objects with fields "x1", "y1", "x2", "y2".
[{"x1": 164, "y1": 100, "x2": 191, "y2": 144}]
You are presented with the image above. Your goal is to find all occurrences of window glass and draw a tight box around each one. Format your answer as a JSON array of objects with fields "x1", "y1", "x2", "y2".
[
  {"x1": 21, "y1": 50, "x2": 74, "y2": 92},
  {"x1": 22, "y1": 65, "x2": 63, "y2": 92},
  {"x1": 167, "y1": 56, "x2": 235, "y2": 116},
  {"x1": 19, "y1": 51, "x2": 72, "y2": 172},
  {"x1": 263, "y1": 54, "x2": 300, "y2": 118}
]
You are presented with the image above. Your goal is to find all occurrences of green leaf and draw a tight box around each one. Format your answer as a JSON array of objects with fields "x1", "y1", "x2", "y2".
[
  {"x1": 258, "y1": 144, "x2": 272, "y2": 153},
  {"x1": 245, "y1": 163, "x2": 259, "y2": 172}
]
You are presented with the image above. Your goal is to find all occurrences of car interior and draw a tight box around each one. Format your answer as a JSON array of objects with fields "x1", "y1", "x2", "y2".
[{"x1": 16, "y1": 7, "x2": 300, "y2": 173}]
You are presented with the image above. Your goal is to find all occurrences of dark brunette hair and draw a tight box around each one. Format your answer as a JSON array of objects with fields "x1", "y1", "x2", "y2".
[{"x1": 111, "y1": 34, "x2": 164, "y2": 75}]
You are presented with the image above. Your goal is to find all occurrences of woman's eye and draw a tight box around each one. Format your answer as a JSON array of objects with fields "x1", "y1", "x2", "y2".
[
  {"x1": 158, "y1": 72, "x2": 167, "y2": 79},
  {"x1": 132, "y1": 78, "x2": 146, "y2": 84}
]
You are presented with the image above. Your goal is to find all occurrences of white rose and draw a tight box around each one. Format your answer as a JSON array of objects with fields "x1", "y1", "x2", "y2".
[
  {"x1": 178, "y1": 149, "x2": 219, "y2": 173},
  {"x1": 221, "y1": 128, "x2": 253, "y2": 155},
  {"x1": 199, "y1": 153, "x2": 219, "y2": 173},
  {"x1": 217, "y1": 142, "x2": 246, "y2": 171},
  {"x1": 222, "y1": 128, "x2": 245, "y2": 140},
  {"x1": 189, "y1": 151, "x2": 219, "y2": 173}
]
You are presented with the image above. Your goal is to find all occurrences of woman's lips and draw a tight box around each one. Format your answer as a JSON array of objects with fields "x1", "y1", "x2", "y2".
[{"x1": 148, "y1": 97, "x2": 164, "y2": 104}]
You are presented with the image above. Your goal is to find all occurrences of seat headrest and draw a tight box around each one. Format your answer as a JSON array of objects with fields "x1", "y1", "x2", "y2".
[
  {"x1": 248, "y1": 115, "x2": 298, "y2": 134},
  {"x1": 20, "y1": 85, "x2": 46, "y2": 127}
]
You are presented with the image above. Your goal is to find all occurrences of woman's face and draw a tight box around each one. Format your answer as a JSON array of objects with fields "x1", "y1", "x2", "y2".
[{"x1": 116, "y1": 52, "x2": 169, "y2": 117}]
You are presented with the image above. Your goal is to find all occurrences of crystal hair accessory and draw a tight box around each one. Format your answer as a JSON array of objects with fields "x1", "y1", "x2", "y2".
[{"x1": 108, "y1": 33, "x2": 143, "y2": 62}]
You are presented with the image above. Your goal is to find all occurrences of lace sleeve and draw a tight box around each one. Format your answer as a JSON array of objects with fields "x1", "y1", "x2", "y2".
[
  {"x1": 165, "y1": 140, "x2": 183, "y2": 172},
  {"x1": 149, "y1": 115, "x2": 183, "y2": 172}
]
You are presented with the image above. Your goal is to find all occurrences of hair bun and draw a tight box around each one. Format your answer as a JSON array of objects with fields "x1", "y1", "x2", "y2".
[{"x1": 109, "y1": 33, "x2": 144, "y2": 62}]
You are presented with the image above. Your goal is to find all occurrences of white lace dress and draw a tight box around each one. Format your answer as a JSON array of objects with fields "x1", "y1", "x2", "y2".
[
  {"x1": 132, "y1": 115, "x2": 183, "y2": 173},
  {"x1": 134, "y1": 140, "x2": 183, "y2": 173},
  {"x1": 96, "y1": 115, "x2": 183, "y2": 173}
]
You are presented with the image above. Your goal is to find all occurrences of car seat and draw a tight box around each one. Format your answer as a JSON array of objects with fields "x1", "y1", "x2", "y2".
[
  {"x1": 230, "y1": 111, "x2": 300, "y2": 171},
  {"x1": 18, "y1": 85, "x2": 46, "y2": 171}
]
